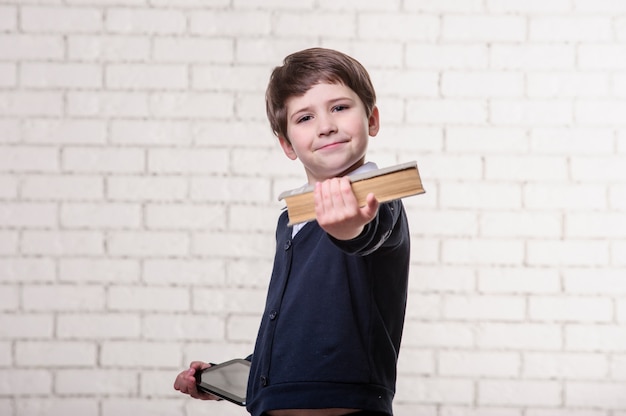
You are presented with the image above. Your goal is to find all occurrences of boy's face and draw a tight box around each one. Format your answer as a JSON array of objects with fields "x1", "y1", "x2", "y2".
[{"x1": 279, "y1": 82, "x2": 379, "y2": 184}]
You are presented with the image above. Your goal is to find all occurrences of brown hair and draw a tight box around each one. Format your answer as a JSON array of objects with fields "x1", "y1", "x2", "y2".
[{"x1": 265, "y1": 47, "x2": 377, "y2": 143}]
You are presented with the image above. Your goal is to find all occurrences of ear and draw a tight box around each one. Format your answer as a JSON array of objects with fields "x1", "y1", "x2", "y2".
[
  {"x1": 368, "y1": 106, "x2": 380, "y2": 137},
  {"x1": 278, "y1": 136, "x2": 298, "y2": 160}
]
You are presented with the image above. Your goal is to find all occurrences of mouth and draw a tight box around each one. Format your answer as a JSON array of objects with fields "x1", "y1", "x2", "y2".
[{"x1": 315, "y1": 140, "x2": 349, "y2": 151}]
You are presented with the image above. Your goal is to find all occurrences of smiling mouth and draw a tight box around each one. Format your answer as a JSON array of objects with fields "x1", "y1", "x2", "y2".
[{"x1": 316, "y1": 140, "x2": 349, "y2": 151}]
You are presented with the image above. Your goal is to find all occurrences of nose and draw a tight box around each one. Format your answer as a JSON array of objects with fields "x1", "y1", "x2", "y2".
[{"x1": 317, "y1": 113, "x2": 337, "y2": 137}]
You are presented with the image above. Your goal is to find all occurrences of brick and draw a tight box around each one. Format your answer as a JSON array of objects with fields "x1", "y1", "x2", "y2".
[
  {"x1": 481, "y1": 212, "x2": 561, "y2": 238},
  {"x1": 442, "y1": 72, "x2": 524, "y2": 98},
  {"x1": 0, "y1": 314, "x2": 53, "y2": 338},
  {"x1": 405, "y1": 0, "x2": 483, "y2": 12},
  {"x1": 0, "y1": 146, "x2": 58, "y2": 173},
  {"x1": 409, "y1": 238, "x2": 442, "y2": 264},
  {"x1": 57, "y1": 313, "x2": 140, "y2": 339},
  {"x1": 528, "y1": 72, "x2": 609, "y2": 98},
  {"x1": 0, "y1": 92, "x2": 63, "y2": 117},
  {"x1": 491, "y1": 45, "x2": 575, "y2": 70},
  {"x1": 571, "y1": 156, "x2": 626, "y2": 181},
  {"x1": 405, "y1": 210, "x2": 477, "y2": 237},
  {"x1": 107, "y1": 176, "x2": 187, "y2": 201},
  {"x1": 194, "y1": 288, "x2": 265, "y2": 315},
  {"x1": 579, "y1": 45, "x2": 626, "y2": 69},
  {"x1": 524, "y1": 183, "x2": 606, "y2": 210},
  {"x1": 402, "y1": 322, "x2": 474, "y2": 348},
  {"x1": 407, "y1": 99, "x2": 487, "y2": 124},
  {"x1": 613, "y1": 242, "x2": 626, "y2": 266},
  {"x1": 106, "y1": 64, "x2": 187, "y2": 90},
  {"x1": 377, "y1": 126, "x2": 443, "y2": 152},
  {"x1": 193, "y1": 231, "x2": 274, "y2": 259},
  {"x1": 405, "y1": 294, "x2": 440, "y2": 319},
  {"x1": 479, "y1": 267, "x2": 560, "y2": 294},
  {"x1": 273, "y1": 11, "x2": 355, "y2": 38},
  {"x1": 16, "y1": 341, "x2": 96, "y2": 366},
  {"x1": 446, "y1": 127, "x2": 527, "y2": 153},
  {"x1": 612, "y1": 355, "x2": 626, "y2": 379},
  {"x1": 564, "y1": 269, "x2": 626, "y2": 295},
  {"x1": 22, "y1": 175, "x2": 104, "y2": 200},
  {"x1": 63, "y1": 148, "x2": 145, "y2": 173},
  {"x1": 0, "y1": 342, "x2": 10, "y2": 366},
  {"x1": 190, "y1": 176, "x2": 271, "y2": 203},
  {"x1": 148, "y1": 149, "x2": 229, "y2": 174},
  {"x1": 0, "y1": 232, "x2": 18, "y2": 255},
  {"x1": 395, "y1": 377, "x2": 474, "y2": 404},
  {"x1": 479, "y1": 380, "x2": 561, "y2": 406},
  {"x1": 23, "y1": 119, "x2": 107, "y2": 144},
  {"x1": 15, "y1": 399, "x2": 97, "y2": 416},
  {"x1": 108, "y1": 285, "x2": 189, "y2": 311},
  {"x1": 0, "y1": 5, "x2": 16, "y2": 31},
  {"x1": 146, "y1": 203, "x2": 227, "y2": 229},
  {"x1": 486, "y1": 155, "x2": 568, "y2": 181},
  {"x1": 530, "y1": 17, "x2": 612, "y2": 41},
  {"x1": 68, "y1": 35, "x2": 150, "y2": 61},
  {"x1": 149, "y1": 92, "x2": 235, "y2": 119},
  {"x1": 524, "y1": 352, "x2": 608, "y2": 379},
  {"x1": 143, "y1": 314, "x2": 225, "y2": 341},
  {"x1": 407, "y1": 44, "x2": 488, "y2": 70},
  {"x1": 476, "y1": 323, "x2": 562, "y2": 350},
  {"x1": 61, "y1": 203, "x2": 141, "y2": 229},
  {"x1": 236, "y1": 91, "x2": 277, "y2": 122},
  {"x1": 0, "y1": 258, "x2": 55, "y2": 282},
  {"x1": 491, "y1": 100, "x2": 573, "y2": 125},
  {"x1": 610, "y1": 184, "x2": 626, "y2": 209},
  {"x1": 567, "y1": 213, "x2": 626, "y2": 238},
  {"x1": 322, "y1": 40, "x2": 405, "y2": 70},
  {"x1": 67, "y1": 91, "x2": 149, "y2": 117},
  {"x1": 397, "y1": 348, "x2": 435, "y2": 375},
  {"x1": 226, "y1": 315, "x2": 263, "y2": 342},
  {"x1": 440, "y1": 183, "x2": 522, "y2": 209},
  {"x1": 443, "y1": 295, "x2": 525, "y2": 321},
  {"x1": 106, "y1": 8, "x2": 186, "y2": 34},
  {"x1": 530, "y1": 296, "x2": 613, "y2": 322},
  {"x1": 59, "y1": 259, "x2": 139, "y2": 283},
  {"x1": 577, "y1": 100, "x2": 626, "y2": 124},
  {"x1": 111, "y1": 120, "x2": 191, "y2": 145},
  {"x1": 56, "y1": 369, "x2": 137, "y2": 394},
  {"x1": 101, "y1": 341, "x2": 181, "y2": 367},
  {"x1": 567, "y1": 325, "x2": 626, "y2": 351},
  {"x1": 575, "y1": 0, "x2": 626, "y2": 12},
  {"x1": 530, "y1": 127, "x2": 614, "y2": 154},
  {"x1": 439, "y1": 407, "x2": 520, "y2": 416},
  {"x1": 21, "y1": 63, "x2": 101, "y2": 88},
  {"x1": 107, "y1": 231, "x2": 189, "y2": 257},
  {"x1": 0, "y1": 119, "x2": 19, "y2": 143},
  {"x1": 234, "y1": 0, "x2": 313, "y2": 8},
  {"x1": 439, "y1": 351, "x2": 520, "y2": 377},
  {"x1": 21, "y1": 231, "x2": 104, "y2": 255},
  {"x1": 317, "y1": 0, "x2": 399, "y2": 10},
  {"x1": 443, "y1": 16, "x2": 526, "y2": 42},
  {"x1": 488, "y1": 0, "x2": 571, "y2": 12},
  {"x1": 0, "y1": 63, "x2": 16, "y2": 87},
  {"x1": 371, "y1": 69, "x2": 438, "y2": 97},
  {"x1": 0, "y1": 34, "x2": 63, "y2": 60},
  {"x1": 102, "y1": 399, "x2": 183, "y2": 416},
  {"x1": 528, "y1": 240, "x2": 609, "y2": 267},
  {"x1": 153, "y1": 38, "x2": 233, "y2": 63},
  {"x1": 144, "y1": 259, "x2": 226, "y2": 285},
  {"x1": 21, "y1": 6, "x2": 101, "y2": 33},
  {"x1": 358, "y1": 14, "x2": 439, "y2": 41},
  {"x1": 0, "y1": 203, "x2": 56, "y2": 227},
  {"x1": 566, "y1": 382, "x2": 626, "y2": 408},
  {"x1": 408, "y1": 265, "x2": 475, "y2": 293},
  {"x1": 192, "y1": 65, "x2": 269, "y2": 92},
  {"x1": 190, "y1": 10, "x2": 271, "y2": 36},
  {"x1": 23, "y1": 284, "x2": 105, "y2": 311},
  {"x1": 0, "y1": 176, "x2": 17, "y2": 198},
  {"x1": 0, "y1": 370, "x2": 51, "y2": 395},
  {"x1": 0, "y1": 285, "x2": 18, "y2": 311},
  {"x1": 229, "y1": 205, "x2": 280, "y2": 232}
]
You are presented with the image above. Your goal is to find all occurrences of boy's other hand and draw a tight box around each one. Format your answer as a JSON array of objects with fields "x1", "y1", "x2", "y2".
[
  {"x1": 314, "y1": 176, "x2": 379, "y2": 240},
  {"x1": 173, "y1": 361, "x2": 221, "y2": 401}
]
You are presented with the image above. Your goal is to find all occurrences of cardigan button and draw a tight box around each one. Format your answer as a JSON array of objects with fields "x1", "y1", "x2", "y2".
[
  {"x1": 269, "y1": 310, "x2": 278, "y2": 320},
  {"x1": 260, "y1": 376, "x2": 268, "y2": 386},
  {"x1": 284, "y1": 240, "x2": 292, "y2": 250}
]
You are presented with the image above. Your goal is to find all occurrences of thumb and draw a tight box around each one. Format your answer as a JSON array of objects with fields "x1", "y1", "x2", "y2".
[{"x1": 360, "y1": 193, "x2": 379, "y2": 220}]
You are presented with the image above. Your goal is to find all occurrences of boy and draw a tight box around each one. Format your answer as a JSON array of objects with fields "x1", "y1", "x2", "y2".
[{"x1": 174, "y1": 47, "x2": 410, "y2": 416}]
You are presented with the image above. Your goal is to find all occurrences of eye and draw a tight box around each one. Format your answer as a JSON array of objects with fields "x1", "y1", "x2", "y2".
[
  {"x1": 332, "y1": 104, "x2": 349, "y2": 112},
  {"x1": 297, "y1": 115, "x2": 313, "y2": 123}
]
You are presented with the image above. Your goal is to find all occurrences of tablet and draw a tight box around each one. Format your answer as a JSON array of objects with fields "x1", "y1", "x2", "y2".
[{"x1": 195, "y1": 358, "x2": 251, "y2": 406}]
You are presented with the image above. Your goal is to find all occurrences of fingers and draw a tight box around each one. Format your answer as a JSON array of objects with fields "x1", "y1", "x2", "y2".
[{"x1": 174, "y1": 362, "x2": 219, "y2": 401}]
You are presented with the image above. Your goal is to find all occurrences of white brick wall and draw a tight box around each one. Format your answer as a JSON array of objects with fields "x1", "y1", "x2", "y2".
[{"x1": 1, "y1": 1, "x2": 626, "y2": 416}]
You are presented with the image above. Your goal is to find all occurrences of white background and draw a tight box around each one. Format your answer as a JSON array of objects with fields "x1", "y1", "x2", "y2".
[{"x1": 1, "y1": 0, "x2": 626, "y2": 415}]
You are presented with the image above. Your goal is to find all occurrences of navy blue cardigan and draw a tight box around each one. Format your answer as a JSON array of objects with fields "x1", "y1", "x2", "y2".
[{"x1": 246, "y1": 200, "x2": 410, "y2": 416}]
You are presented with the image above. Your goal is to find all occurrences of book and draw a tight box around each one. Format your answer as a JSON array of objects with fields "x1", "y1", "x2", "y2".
[{"x1": 278, "y1": 161, "x2": 425, "y2": 225}]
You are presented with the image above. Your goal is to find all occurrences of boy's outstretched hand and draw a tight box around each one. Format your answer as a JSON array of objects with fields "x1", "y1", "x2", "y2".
[
  {"x1": 173, "y1": 361, "x2": 221, "y2": 401},
  {"x1": 314, "y1": 176, "x2": 379, "y2": 240}
]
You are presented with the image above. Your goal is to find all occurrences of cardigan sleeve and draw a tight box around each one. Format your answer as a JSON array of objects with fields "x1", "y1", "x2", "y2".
[{"x1": 328, "y1": 199, "x2": 407, "y2": 256}]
